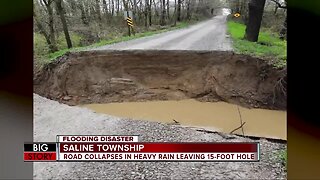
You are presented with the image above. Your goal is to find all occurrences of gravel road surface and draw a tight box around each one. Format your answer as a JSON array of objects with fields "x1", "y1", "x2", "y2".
[
  {"x1": 93, "y1": 15, "x2": 232, "y2": 51},
  {"x1": 34, "y1": 94, "x2": 286, "y2": 179}
]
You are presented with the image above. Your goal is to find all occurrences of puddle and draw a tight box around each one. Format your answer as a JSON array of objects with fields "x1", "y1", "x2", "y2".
[{"x1": 83, "y1": 99, "x2": 286, "y2": 140}]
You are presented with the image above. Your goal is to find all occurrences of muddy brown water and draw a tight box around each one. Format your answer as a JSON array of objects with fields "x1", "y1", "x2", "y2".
[{"x1": 83, "y1": 99, "x2": 286, "y2": 140}]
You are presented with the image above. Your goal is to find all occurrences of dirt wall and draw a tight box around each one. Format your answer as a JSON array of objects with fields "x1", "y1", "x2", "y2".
[{"x1": 34, "y1": 50, "x2": 286, "y2": 109}]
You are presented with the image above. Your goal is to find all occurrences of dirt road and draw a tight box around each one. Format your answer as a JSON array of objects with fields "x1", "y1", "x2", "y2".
[{"x1": 94, "y1": 15, "x2": 232, "y2": 51}]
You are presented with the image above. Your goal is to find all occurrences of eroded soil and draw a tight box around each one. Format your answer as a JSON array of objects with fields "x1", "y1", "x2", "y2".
[{"x1": 34, "y1": 50, "x2": 286, "y2": 110}]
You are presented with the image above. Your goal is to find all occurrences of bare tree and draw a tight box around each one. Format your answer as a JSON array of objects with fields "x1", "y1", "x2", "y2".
[
  {"x1": 102, "y1": 0, "x2": 109, "y2": 17},
  {"x1": 160, "y1": 0, "x2": 166, "y2": 25},
  {"x1": 133, "y1": 0, "x2": 138, "y2": 19},
  {"x1": 144, "y1": 0, "x2": 149, "y2": 27},
  {"x1": 95, "y1": 0, "x2": 103, "y2": 22},
  {"x1": 67, "y1": 0, "x2": 77, "y2": 16},
  {"x1": 270, "y1": 0, "x2": 287, "y2": 40},
  {"x1": 166, "y1": 0, "x2": 169, "y2": 20},
  {"x1": 34, "y1": 3, "x2": 57, "y2": 52},
  {"x1": 177, "y1": 0, "x2": 182, "y2": 22},
  {"x1": 55, "y1": 0, "x2": 73, "y2": 48},
  {"x1": 111, "y1": 0, "x2": 115, "y2": 16},
  {"x1": 78, "y1": 1, "x2": 89, "y2": 25},
  {"x1": 34, "y1": 0, "x2": 223, "y2": 56},
  {"x1": 42, "y1": 0, "x2": 58, "y2": 51},
  {"x1": 38, "y1": 0, "x2": 58, "y2": 52},
  {"x1": 186, "y1": 0, "x2": 191, "y2": 20},
  {"x1": 148, "y1": 0, "x2": 152, "y2": 26},
  {"x1": 117, "y1": 0, "x2": 120, "y2": 15},
  {"x1": 173, "y1": 0, "x2": 177, "y2": 26},
  {"x1": 122, "y1": 0, "x2": 129, "y2": 11}
]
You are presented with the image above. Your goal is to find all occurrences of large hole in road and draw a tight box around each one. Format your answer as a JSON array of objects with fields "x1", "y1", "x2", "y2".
[{"x1": 34, "y1": 50, "x2": 287, "y2": 140}]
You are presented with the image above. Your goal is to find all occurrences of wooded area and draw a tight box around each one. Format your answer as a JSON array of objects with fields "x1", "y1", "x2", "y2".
[
  {"x1": 228, "y1": 0, "x2": 287, "y2": 41},
  {"x1": 34, "y1": 0, "x2": 221, "y2": 56}
]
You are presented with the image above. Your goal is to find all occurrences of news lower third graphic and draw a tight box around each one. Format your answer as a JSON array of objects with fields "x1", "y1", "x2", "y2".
[{"x1": 24, "y1": 135, "x2": 260, "y2": 162}]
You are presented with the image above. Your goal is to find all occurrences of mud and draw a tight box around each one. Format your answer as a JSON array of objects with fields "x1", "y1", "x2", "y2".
[
  {"x1": 82, "y1": 100, "x2": 287, "y2": 140},
  {"x1": 34, "y1": 50, "x2": 286, "y2": 110}
]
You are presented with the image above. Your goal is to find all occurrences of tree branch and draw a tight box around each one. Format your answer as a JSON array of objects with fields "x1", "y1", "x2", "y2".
[
  {"x1": 270, "y1": 0, "x2": 287, "y2": 9},
  {"x1": 230, "y1": 122, "x2": 246, "y2": 134}
]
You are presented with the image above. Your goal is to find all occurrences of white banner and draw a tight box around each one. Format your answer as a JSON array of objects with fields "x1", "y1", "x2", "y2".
[{"x1": 57, "y1": 135, "x2": 139, "y2": 143}]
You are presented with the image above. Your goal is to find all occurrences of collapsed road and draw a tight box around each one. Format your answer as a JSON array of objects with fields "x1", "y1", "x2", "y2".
[
  {"x1": 33, "y1": 12, "x2": 287, "y2": 179},
  {"x1": 34, "y1": 50, "x2": 286, "y2": 110},
  {"x1": 33, "y1": 50, "x2": 287, "y2": 179}
]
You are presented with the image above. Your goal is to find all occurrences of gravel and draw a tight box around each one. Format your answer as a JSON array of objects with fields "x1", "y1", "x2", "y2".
[
  {"x1": 34, "y1": 94, "x2": 287, "y2": 179},
  {"x1": 92, "y1": 15, "x2": 232, "y2": 51}
]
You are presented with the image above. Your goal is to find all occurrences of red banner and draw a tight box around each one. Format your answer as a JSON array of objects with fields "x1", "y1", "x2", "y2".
[
  {"x1": 59, "y1": 143, "x2": 258, "y2": 153},
  {"x1": 24, "y1": 152, "x2": 56, "y2": 161}
]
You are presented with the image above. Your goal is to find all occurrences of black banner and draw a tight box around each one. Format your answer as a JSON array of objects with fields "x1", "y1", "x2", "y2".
[{"x1": 24, "y1": 143, "x2": 56, "y2": 152}]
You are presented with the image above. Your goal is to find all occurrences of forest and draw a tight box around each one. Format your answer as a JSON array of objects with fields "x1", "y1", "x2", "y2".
[
  {"x1": 34, "y1": 0, "x2": 222, "y2": 60},
  {"x1": 34, "y1": 0, "x2": 287, "y2": 67}
]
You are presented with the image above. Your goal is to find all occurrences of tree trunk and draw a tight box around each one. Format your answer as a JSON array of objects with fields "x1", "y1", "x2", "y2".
[
  {"x1": 279, "y1": 15, "x2": 287, "y2": 40},
  {"x1": 95, "y1": 0, "x2": 103, "y2": 22},
  {"x1": 139, "y1": 0, "x2": 143, "y2": 23},
  {"x1": 152, "y1": 0, "x2": 159, "y2": 20},
  {"x1": 111, "y1": 0, "x2": 115, "y2": 16},
  {"x1": 148, "y1": 0, "x2": 152, "y2": 26},
  {"x1": 84, "y1": 1, "x2": 91, "y2": 21},
  {"x1": 174, "y1": 0, "x2": 177, "y2": 26},
  {"x1": 78, "y1": 2, "x2": 89, "y2": 25},
  {"x1": 122, "y1": 0, "x2": 128, "y2": 10},
  {"x1": 42, "y1": 0, "x2": 58, "y2": 52},
  {"x1": 177, "y1": 0, "x2": 181, "y2": 22},
  {"x1": 108, "y1": 0, "x2": 112, "y2": 15},
  {"x1": 144, "y1": 0, "x2": 149, "y2": 27},
  {"x1": 102, "y1": 0, "x2": 108, "y2": 15},
  {"x1": 160, "y1": 0, "x2": 166, "y2": 26},
  {"x1": 236, "y1": 0, "x2": 240, "y2": 12},
  {"x1": 166, "y1": 0, "x2": 169, "y2": 20},
  {"x1": 244, "y1": 0, "x2": 266, "y2": 42},
  {"x1": 68, "y1": 0, "x2": 77, "y2": 16},
  {"x1": 55, "y1": 0, "x2": 73, "y2": 49},
  {"x1": 34, "y1": 11, "x2": 57, "y2": 53},
  {"x1": 117, "y1": 0, "x2": 120, "y2": 15},
  {"x1": 133, "y1": 0, "x2": 137, "y2": 20},
  {"x1": 186, "y1": 0, "x2": 191, "y2": 20}
]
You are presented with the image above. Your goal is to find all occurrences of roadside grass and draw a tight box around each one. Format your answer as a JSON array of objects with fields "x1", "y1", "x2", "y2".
[
  {"x1": 227, "y1": 21, "x2": 287, "y2": 68},
  {"x1": 35, "y1": 21, "x2": 190, "y2": 67},
  {"x1": 277, "y1": 149, "x2": 287, "y2": 170},
  {"x1": 91, "y1": 22, "x2": 189, "y2": 48}
]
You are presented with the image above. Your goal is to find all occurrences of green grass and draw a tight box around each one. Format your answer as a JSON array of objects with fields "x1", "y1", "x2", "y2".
[
  {"x1": 35, "y1": 21, "x2": 190, "y2": 66},
  {"x1": 227, "y1": 21, "x2": 287, "y2": 68},
  {"x1": 34, "y1": 33, "x2": 50, "y2": 58},
  {"x1": 91, "y1": 22, "x2": 189, "y2": 48},
  {"x1": 277, "y1": 149, "x2": 287, "y2": 170},
  {"x1": 34, "y1": 32, "x2": 83, "y2": 66}
]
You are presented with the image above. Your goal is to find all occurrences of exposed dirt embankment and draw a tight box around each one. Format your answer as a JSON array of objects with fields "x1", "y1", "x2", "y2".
[{"x1": 34, "y1": 50, "x2": 286, "y2": 110}]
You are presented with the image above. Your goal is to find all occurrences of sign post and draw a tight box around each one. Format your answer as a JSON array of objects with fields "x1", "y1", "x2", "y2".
[{"x1": 124, "y1": 11, "x2": 134, "y2": 36}]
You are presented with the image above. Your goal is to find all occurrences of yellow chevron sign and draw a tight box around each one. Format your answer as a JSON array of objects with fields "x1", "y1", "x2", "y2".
[
  {"x1": 234, "y1": 13, "x2": 241, "y2": 18},
  {"x1": 127, "y1": 17, "x2": 134, "y2": 27}
]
